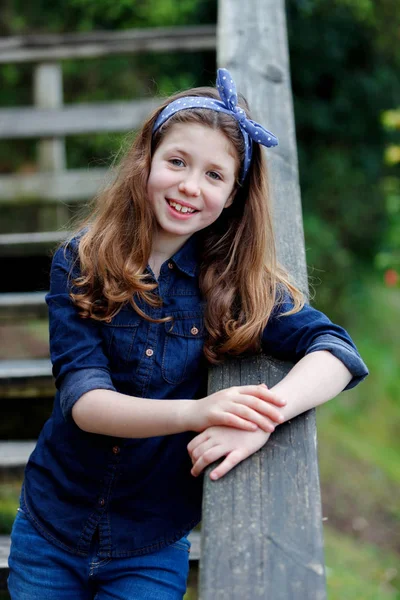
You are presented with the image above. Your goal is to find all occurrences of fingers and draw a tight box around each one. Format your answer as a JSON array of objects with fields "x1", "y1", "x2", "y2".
[
  {"x1": 191, "y1": 444, "x2": 225, "y2": 477},
  {"x1": 230, "y1": 403, "x2": 276, "y2": 433},
  {"x1": 232, "y1": 394, "x2": 284, "y2": 426},
  {"x1": 237, "y1": 384, "x2": 287, "y2": 407},
  {"x1": 187, "y1": 431, "x2": 209, "y2": 455},
  {"x1": 189, "y1": 437, "x2": 215, "y2": 465},
  {"x1": 209, "y1": 449, "x2": 247, "y2": 480},
  {"x1": 219, "y1": 413, "x2": 259, "y2": 431}
]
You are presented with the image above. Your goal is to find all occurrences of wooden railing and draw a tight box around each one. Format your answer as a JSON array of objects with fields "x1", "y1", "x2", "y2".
[{"x1": 0, "y1": 4, "x2": 327, "y2": 598}]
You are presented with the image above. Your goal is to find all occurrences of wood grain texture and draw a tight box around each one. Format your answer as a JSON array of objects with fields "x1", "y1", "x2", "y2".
[
  {"x1": 0, "y1": 26, "x2": 216, "y2": 63},
  {"x1": 200, "y1": 358, "x2": 326, "y2": 599},
  {"x1": 199, "y1": 1, "x2": 326, "y2": 598}
]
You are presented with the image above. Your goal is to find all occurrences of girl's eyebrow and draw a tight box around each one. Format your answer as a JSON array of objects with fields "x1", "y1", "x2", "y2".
[{"x1": 167, "y1": 146, "x2": 228, "y2": 173}]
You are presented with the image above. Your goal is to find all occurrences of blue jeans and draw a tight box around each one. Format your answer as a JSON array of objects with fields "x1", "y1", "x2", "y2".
[{"x1": 8, "y1": 509, "x2": 191, "y2": 599}]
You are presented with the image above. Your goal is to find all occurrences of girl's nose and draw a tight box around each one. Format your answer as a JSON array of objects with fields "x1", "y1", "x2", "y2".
[{"x1": 178, "y1": 178, "x2": 201, "y2": 197}]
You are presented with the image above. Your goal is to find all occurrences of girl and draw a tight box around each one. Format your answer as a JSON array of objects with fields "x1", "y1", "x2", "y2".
[{"x1": 8, "y1": 69, "x2": 368, "y2": 599}]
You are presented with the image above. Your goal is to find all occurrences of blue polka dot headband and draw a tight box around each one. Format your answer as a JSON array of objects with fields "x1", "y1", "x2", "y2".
[{"x1": 152, "y1": 68, "x2": 279, "y2": 183}]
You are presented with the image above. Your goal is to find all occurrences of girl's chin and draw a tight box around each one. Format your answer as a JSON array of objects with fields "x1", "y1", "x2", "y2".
[{"x1": 155, "y1": 219, "x2": 199, "y2": 237}]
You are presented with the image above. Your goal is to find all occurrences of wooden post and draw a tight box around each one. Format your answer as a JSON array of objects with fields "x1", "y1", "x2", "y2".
[
  {"x1": 33, "y1": 63, "x2": 66, "y2": 172},
  {"x1": 199, "y1": 1, "x2": 327, "y2": 598},
  {"x1": 33, "y1": 63, "x2": 67, "y2": 228}
]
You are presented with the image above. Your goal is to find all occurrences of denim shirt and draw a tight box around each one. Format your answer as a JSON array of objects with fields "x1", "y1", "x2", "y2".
[{"x1": 21, "y1": 234, "x2": 368, "y2": 558}]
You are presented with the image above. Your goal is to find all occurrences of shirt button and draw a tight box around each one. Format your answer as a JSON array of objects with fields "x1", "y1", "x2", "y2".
[
  {"x1": 191, "y1": 326, "x2": 199, "y2": 336},
  {"x1": 145, "y1": 348, "x2": 154, "y2": 357},
  {"x1": 112, "y1": 445, "x2": 120, "y2": 455},
  {"x1": 98, "y1": 498, "x2": 105, "y2": 507},
  {"x1": 168, "y1": 262, "x2": 174, "y2": 269}
]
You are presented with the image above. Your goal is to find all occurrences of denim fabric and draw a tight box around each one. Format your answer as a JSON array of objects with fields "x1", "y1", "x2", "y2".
[
  {"x1": 8, "y1": 509, "x2": 190, "y2": 599},
  {"x1": 21, "y1": 233, "x2": 368, "y2": 559}
]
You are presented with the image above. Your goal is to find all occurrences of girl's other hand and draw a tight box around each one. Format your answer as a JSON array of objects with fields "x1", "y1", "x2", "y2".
[
  {"x1": 188, "y1": 426, "x2": 270, "y2": 479},
  {"x1": 182, "y1": 384, "x2": 286, "y2": 433}
]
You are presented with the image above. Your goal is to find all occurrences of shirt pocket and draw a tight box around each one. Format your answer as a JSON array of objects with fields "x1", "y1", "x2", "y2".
[
  {"x1": 162, "y1": 313, "x2": 205, "y2": 385},
  {"x1": 102, "y1": 307, "x2": 141, "y2": 368}
]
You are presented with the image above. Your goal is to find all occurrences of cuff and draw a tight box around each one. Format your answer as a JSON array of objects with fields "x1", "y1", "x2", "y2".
[
  {"x1": 59, "y1": 367, "x2": 117, "y2": 421},
  {"x1": 305, "y1": 334, "x2": 369, "y2": 391}
]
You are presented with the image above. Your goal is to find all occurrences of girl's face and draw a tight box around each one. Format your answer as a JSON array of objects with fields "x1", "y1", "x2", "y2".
[{"x1": 147, "y1": 122, "x2": 238, "y2": 242}]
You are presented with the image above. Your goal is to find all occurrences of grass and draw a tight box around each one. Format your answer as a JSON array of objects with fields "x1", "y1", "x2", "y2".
[
  {"x1": 317, "y1": 282, "x2": 400, "y2": 534},
  {"x1": 324, "y1": 526, "x2": 400, "y2": 599}
]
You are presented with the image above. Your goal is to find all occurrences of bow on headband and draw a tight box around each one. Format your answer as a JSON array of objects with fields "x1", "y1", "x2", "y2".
[{"x1": 152, "y1": 68, "x2": 278, "y2": 183}]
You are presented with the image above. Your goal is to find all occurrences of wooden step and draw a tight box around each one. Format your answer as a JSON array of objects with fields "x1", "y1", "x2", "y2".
[
  {"x1": 0, "y1": 441, "x2": 36, "y2": 469},
  {"x1": 0, "y1": 359, "x2": 54, "y2": 398},
  {"x1": 0, "y1": 99, "x2": 161, "y2": 139},
  {"x1": 0, "y1": 168, "x2": 109, "y2": 204},
  {"x1": 0, "y1": 291, "x2": 47, "y2": 318},
  {"x1": 0, "y1": 231, "x2": 68, "y2": 257},
  {"x1": 0, "y1": 530, "x2": 200, "y2": 589}
]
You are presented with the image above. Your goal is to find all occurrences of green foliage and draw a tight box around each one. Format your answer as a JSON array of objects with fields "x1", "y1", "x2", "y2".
[
  {"x1": 376, "y1": 108, "x2": 400, "y2": 279},
  {"x1": 375, "y1": 177, "x2": 400, "y2": 275},
  {"x1": 286, "y1": 0, "x2": 400, "y2": 310},
  {"x1": 0, "y1": 0, "x2": 216, "y2": 33},
  {"x1": 0, "y1": 482, "x2": 20, "y2": 534}
]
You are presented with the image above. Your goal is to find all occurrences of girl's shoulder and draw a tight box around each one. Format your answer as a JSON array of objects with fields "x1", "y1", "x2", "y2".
[{"x1": 53, "y1": 228, "x2": 88, "y2": 265}]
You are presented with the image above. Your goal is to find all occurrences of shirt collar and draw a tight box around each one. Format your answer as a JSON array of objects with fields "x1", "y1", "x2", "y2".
[{"x1": 170, "y1": 234, "x2": 201, "y2": 277}]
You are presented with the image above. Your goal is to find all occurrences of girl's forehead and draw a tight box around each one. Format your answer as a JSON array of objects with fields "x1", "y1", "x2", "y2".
[{"x1": 158, "y1": 122, "x2": 238, "y2": 162}]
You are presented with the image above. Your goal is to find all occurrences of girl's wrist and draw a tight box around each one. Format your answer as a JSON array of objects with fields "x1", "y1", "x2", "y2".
[{"x1": 178, "y1": 399, "x2": 197, "y2": 432}]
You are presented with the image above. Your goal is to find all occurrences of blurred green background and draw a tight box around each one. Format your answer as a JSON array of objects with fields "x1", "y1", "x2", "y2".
[{"x1": 0, "y1": 0, "x2": 399, "y2": 598}]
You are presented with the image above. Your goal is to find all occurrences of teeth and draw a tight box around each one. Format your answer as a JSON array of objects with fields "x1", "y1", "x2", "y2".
[{"x1": 168, "y1": 200, "x2": 196, "y2": 213}]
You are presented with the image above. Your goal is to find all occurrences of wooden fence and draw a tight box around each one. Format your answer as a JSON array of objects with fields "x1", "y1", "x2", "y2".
[{"x1": 0, "y1": 2, "x2": 327, "y2": 598}]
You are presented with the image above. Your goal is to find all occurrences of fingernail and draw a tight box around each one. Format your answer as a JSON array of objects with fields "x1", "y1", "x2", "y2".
[{"x1": 211, "y1": 472, "x2": 219, "y2": 480}]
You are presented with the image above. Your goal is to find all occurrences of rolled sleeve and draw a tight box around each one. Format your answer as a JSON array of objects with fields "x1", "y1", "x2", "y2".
[
  {"x1": 46, "y1": 239, "x2": 117, "y2": 420},
  {"x1": 59, "y1": 368, "x2": 116, "y2": 421},
  {"x1": 306, "y1": 334, "x2": 369, "y2": 390},
  {"x1": 262, "y1": 290, "x2": 368, "y2": 391}
]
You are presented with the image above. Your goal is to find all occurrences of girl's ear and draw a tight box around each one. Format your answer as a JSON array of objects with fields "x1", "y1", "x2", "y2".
[{"x1": 224, "y1": 187, "x2": 237, "y2": 209}]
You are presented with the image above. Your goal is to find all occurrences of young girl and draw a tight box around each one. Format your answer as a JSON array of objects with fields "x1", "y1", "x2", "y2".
[{"x1": 8, "y1": 69, "x2": 368, "y2": 599}]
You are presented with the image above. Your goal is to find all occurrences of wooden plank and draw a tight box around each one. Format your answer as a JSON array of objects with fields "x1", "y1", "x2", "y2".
[
  {"x1": 0, "y1": 168, "x2": 109, "y2": 203},
  {"x1": 199, "y1": 1, "x2": 326, "y2": 598},
  {"x1": 0, "y1": 25, "x2": 216, "y2": 63},
  {"x1": 0, "y1": 292, "x2": 47, "y2": 318},
  {"x1": 0, "y1": 359, "x2": 52, "y2": 381},
  {"x1": 0, "y1": 440, "x2": 36, "y2": 468},
  {"x1": 0, "y1": 231, "x2": 68, "y2": 257},
  {"x1": 0, "y1": 359, "x2": 54, "y2": 399},
  {"x1": 0, "y1": 98, "x2": 161, "y2": 139},
  {"x1": 201, "y1": 359, "x2": 325, "y2": 599}
]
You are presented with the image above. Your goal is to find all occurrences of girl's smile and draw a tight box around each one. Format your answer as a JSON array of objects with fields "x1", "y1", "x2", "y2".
[
  {"x1": 165, "y1": 197, "x2": 199, "y2": 219},
  {"x1": 147, "y1": 123, "x2": 238, "y2": 243}
]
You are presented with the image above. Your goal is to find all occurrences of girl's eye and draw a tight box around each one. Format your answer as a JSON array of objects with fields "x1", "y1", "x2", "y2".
[
  {"x1": 170, "y1": 158, "x2": 185, "y2": 167},
  {"x1": 207, "y1": 171, "x2": 222, "y2": 181}
]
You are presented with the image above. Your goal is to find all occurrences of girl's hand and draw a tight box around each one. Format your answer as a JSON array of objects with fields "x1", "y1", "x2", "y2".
[
  {"x1": 187, "y1": 426, "x2": 271, "y2": 480},
  {"x1": 183, "y1": 384, "x2": 285, "y2": 433}
]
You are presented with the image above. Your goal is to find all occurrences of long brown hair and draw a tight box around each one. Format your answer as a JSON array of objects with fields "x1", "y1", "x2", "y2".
[{"x1": 69, "y1": 85, "x2": 304, "y2": 363}]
